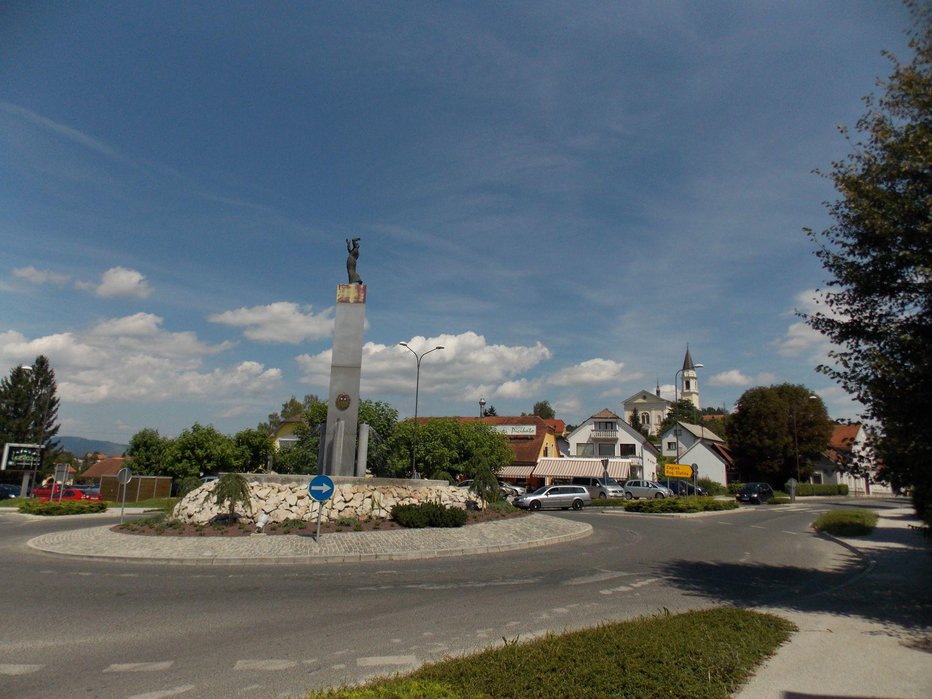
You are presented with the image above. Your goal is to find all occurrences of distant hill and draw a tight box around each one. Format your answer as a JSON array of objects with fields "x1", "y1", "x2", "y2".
[{"x1": 57, "y1": 436, "x2": 128, "y2": 457}]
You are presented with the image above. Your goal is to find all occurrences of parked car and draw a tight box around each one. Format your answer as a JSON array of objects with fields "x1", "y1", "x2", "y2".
[
  {"x1": 735, "y1": 482, "x2": 774, "y2": 504},
  {"x1": 458, "y1": 479, "x2": 518, "y2": 500},
  {"x1": 570, "y1": 476, "x2": 624, "y2": 499},
  {"x1": 0, "y1": 484, "x2": 22, "y2": 499},
  {"x1": 499, "y1": 481, "x2": 526, "y2": 497},
  {"x1": 513, "y1": 485, "x2": 592, "y2": 511},
  {"x1": 665, "y1": 480, "x2": 706, "y2": 497},
  {"x1": 37, "y1": 488, "x2": 102, "y2": 502},
  {"x1": 623, "y1": 480, "x2": 674, "y2": 500}
]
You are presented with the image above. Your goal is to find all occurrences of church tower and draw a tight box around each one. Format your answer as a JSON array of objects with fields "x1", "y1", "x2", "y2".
[{"x1": 681, "y1": 347, "x2": 700, "y2": 409}]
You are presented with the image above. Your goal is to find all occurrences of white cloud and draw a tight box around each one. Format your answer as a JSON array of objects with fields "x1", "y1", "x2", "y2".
[
  {"x1": 494, "y1": 378, "x2": 545, "y2": 399},
  {"x1": 708, "y1": 369, "x2": 753, "y2": 387},
  {"x1": 208, "y1": 302, "x2": 334, "y2": 343},
  {"x1": 548, "y1": 358, "x2": 626, "y2": 387},
  {"x1": 296, "y1": 331, "x2": 553, "y2": 398},
  {"x1": 0, "y1": 316, "x2": 279, "y2": 405},
  {"x1": 773, "y1": 289, "x2": 836, "y2": 359},
  {"x1": 76, "y1": 267, "x2": 153, "y2": 299},
  {"x1": 13, "y1": 266, "x2": 70, "y2": 285}
]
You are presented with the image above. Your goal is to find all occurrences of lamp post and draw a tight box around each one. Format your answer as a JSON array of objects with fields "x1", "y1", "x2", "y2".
[
  {"x1": 479, "y1": 397, "x2": 486, "y2": 418},
  {"x1": 672, "y1": 363, "x2": 703, "y2": 488},
  {"x1": 399, "y1": 342, "x2": 444, "y2": 479}
]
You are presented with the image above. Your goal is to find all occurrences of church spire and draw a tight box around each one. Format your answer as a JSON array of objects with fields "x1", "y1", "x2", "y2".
[{"x1": 682, "y1": 345, "x2": 695, "y2": 371}]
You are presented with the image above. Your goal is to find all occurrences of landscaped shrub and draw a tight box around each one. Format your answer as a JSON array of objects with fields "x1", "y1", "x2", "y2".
[
  {"x1": 18, "y1": 500, "x2": 108, "y2": 516},
  {"x1": 624, "y1": 497, "x2": 739, "y2": 514},
  {"x1": 728, "y1": 482, "x2": 744, "y2": 495},
  {"x1": 698, "y1": 478, "x2": 729, "y2": 496},
  {"x1": 484, "y1": 499, "x2": 518, "y2": 514},
  {"x1": 391, "y1": 502, "x2": 468, "y2": 528},
  {"x1": 796, "y1": 483, "x2": 850, "y2": 497},
  {"x1": 812, "y1": 509, "x2": 878, "y2": 536}
]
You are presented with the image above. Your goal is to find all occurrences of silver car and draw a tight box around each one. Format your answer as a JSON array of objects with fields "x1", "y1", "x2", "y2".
[
  {"x1": 623, "y1": 479, "x2": 674, "y2": 500},
  {"x1": 513, "y1": 485, "x2": 592, "y2": 511}
]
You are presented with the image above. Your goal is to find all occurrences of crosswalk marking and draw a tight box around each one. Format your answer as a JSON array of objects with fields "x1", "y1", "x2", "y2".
[
  {"x1": 105, "y1": 662, "x2": 173, "y2": 672},
  {"x1": 0, "y1": 664, "x2": 43, "y2": 675}
]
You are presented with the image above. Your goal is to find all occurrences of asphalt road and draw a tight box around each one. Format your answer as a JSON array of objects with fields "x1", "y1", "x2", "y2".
[{"x1": 0, "y1": 500, "x2": 866, "y2": 699}]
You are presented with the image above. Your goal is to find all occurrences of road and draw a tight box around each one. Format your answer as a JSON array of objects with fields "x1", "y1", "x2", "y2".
[{"x1": 0, "y1": 500, "x2": 870, "y2": 698}]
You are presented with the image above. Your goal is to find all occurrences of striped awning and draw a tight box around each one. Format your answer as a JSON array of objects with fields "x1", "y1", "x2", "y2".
[
  {"x1": 533, "y1": 457, "x2": 631, "y2": 480},
  {"x1": 498, "y1": 465, "x2": 535, "y2": 479}
]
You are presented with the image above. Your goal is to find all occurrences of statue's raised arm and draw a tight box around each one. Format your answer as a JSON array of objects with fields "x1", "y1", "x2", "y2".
[{"x1": 346, "y1": 237, "x2": 362, "y2": 284}]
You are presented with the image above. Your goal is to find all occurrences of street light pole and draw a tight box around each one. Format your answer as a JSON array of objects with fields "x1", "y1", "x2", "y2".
[{"x1": 399, "y1": 343, "x2": 444, "y2": 479}]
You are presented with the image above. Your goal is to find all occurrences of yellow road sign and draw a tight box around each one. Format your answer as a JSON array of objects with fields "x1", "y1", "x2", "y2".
[{"x1": 665, "y1": 464, "x2": 693, "y2": 478}]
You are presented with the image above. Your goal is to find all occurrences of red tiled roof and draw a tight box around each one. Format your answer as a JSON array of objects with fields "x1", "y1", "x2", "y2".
[
  {"x1": 590, "y1": 408, "x2": 621, "y2": 419},
  {"x1": 830, "y1": 423, "x2": 861, "y2": 451},
  {"x1": 81, "y1": 456, "x2": 129, "y2": 478}
]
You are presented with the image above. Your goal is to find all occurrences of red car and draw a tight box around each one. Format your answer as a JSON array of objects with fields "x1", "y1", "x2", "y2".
[{"x1": 34, "y1": 487, "x2": 102, "y2": 502}]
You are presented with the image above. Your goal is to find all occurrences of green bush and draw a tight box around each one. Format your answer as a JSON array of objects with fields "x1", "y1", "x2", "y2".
[
  {"x1": 483, "y1": 500, "x2": 518, "y2": 514},
  {"x1": 430, "y1": 470, "x2": 456, "y2": 485},
  {"x1": 812, "y1": 509, "x2": 878, "y2": 536},
  {"x1": 698, "y1": 478, "x2": 729, "y2": 496},
  {"x1": 391, "y1": 502, "x2": 468, "y2": 528},
  {"x1": 728, "y1": 482, "x2": 744, "y2": 495},
  {"x1": 592, "y1": 498, "x2": 627, "y2": 507},
  {"x1": 18, "y1": 500, "x2": 108, "y2": 516},
  {"x1": 624, "y1": 497, "x2": 739, "y2": 514},
  {"x1": 796, "y1": 483, "x2": 850, "y2": 497}
]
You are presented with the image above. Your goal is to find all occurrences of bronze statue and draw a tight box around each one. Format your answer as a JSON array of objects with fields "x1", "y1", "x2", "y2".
[{"x1": 346, "y1": 237, "x2": 362, "y2": 284}]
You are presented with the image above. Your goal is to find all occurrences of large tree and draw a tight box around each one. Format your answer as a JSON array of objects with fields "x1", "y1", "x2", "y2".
[
  {"x1": 532, "y1": 400, "x2": 556, "y2": 420},
  {"x1": 726, "y1": 385, "x2": 832, "y2": 485},
  {"x1": 658, "y1": 399, "x2": 703, "y2": 436},
  {"x1": 387, "y1": 418, "x2": 513, "y2": 480},
  {"x1": 0, "y1": 356, "x2": 61, "y2": 471},
  {"x1": 805, "y1": 8, "x2": 932, "y2": 523},
  {"x1": 126, "y1": 428, "x2": 172, "y2": 476}
]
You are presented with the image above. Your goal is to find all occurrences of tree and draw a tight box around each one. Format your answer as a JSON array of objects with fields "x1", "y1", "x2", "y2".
[
  {"x1": 126, "y1": 428, "x2": 172, "y2": 476},
  {"x1": 726, "y1": 384, "x2": 832, "y2": 485},
  {"x1": 212, "y1": 472, "x2": 253, "y2": 522},
  {"x1": 532, "y1": 400, "x2": 556, "y2": 420},
  {"x1": 658, "y1": 399, "x2": 703, "y2": 436},
  {"x1": 805, "y1": 8, "x2": 932, "y2": 523},
  {"x1": 0, "y1": 356, "x2": 62, "y2": 471},
  {"x1": 234, "y1": 428, "x2": 275, "y2": 472},
  {"x1": 387, "y1": 418, "x2": 513, "y2": 479},
  {"x1": 628, "y1": 410, "x2": 650, "y2": 439},
  {"x1": 483, "y1": 405, "x2": 498, "y2": 417},
  {"x1": 258, "y1": 394, "x2": 321, "y2": 434},
  {"x1": 164, "y1": 423, "x2": 240, "y2": 480}
]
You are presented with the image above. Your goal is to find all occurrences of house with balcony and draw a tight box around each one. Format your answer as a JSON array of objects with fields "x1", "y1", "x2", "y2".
[{"x1": 565, "y1": 409, "x2": 659, "y2": 480}]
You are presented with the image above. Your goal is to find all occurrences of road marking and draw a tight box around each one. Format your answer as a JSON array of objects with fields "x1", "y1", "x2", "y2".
[
  {"x1": 356, "y1": 655, "x2": 417, "y2": 667},
  {"x1": 234, "y1": 659, "x2": 297, "y2": 671},
  {"x1": 751, "y1": 525, "x2": 766, "y2": 529},
  {"x1": 127, "y1": 685, "x2": 196, "y2": 699},
  {"x1": 600, "y1": 577, "x2": 660, "y2": 595},
  {"x1": 0, "y1": 664, "x2": 43, "y2": 675},
  {"x1": 782, "y1": 530, "x2": 799, "y2": 536},
  {"x1": 105, "y1": 662, "x2": 173, "y2": 672},
  {"x1": 564, "y1": 570, "x2": 636, "y2": 586}
]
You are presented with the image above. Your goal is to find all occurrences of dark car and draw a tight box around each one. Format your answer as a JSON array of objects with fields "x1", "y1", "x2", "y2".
[
  {"x1": 0, "y1": 484, "x2": 22, "y2": 499},
  {"x1": 735, "y1": 482, "x2": 774, "y2": 504},
  {"x1": 666, "y1": 480, "x2": 706, "y2": 497}
]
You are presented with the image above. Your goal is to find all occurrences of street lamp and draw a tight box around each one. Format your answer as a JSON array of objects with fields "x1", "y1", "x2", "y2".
[
  {"x1": 479, "y1": 397, "x2": 486, "y2": 418},
  {"x1": 399, "y1": 342, "x2": 444, "y2": 479},
  {"x1": 672, "y1": 363, "x2": 703, "y2": 488}
]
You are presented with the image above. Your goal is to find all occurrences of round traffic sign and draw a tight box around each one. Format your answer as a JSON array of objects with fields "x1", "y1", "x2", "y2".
[
  {"x1": 116, "y1": 467, "x2": 133, "y2": 485},
  {"x1": 308, "y1": 474, "x2": 334, "y2": 502}
]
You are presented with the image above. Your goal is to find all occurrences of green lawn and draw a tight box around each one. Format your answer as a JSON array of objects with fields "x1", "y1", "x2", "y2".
[
  {"x1": 812, "y1": 509, "x2": 878, "y2": 536},
  {"x1": 306, "y1": 607, "x2": 795, "y2": 699}
]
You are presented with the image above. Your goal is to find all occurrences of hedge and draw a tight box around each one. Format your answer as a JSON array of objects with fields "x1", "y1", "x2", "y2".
[
  {"x1": 18, "y1": 500, "x2": 108, "y2": 516},
  {"x1": 391, "y1": 502, "x2": 468, "y2": 528}
]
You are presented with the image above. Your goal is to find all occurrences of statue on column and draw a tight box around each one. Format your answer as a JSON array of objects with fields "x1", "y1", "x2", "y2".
[{"x1": 346, "y1": 238, "x2": 363, "y2": 284}]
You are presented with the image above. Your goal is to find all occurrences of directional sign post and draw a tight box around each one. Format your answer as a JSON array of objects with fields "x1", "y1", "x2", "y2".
[
  {"x1": 308, "y1": 475, "x2": 335, "y2": 541},
  {"x1": 665, "y1": 464, "x2": 693, "y2": 479}
]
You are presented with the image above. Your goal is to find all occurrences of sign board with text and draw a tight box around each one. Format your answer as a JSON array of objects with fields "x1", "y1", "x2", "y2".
[{"x1": 665, "y1": 463, "x2": 693, "y2": 478}]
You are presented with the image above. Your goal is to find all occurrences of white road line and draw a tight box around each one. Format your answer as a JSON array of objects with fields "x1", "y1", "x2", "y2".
[
  {"x1": 233, "y1": 659, "x2": 297, "y2": 671},
  {"x1": 782, "y1": 530, "x2": 799, "y2": 535},
  {"x1": 126, "y1": 685, "x2": 196, "y2": 699},
  {"x1": 0, "y1": 664, "x2": 44, "y2": 675},
  {"x1": 564, "y1": 570, "x2": 636, "y2": 586},
  {"x1": 751, "y1": 525, "x2": 766, "y2": 529},
  {"x1": 105, "y1": 662, "x2": 174, "y2": 672},
  {"x1": 356, "y1": 655, "x2": 417, "y2": 667}
]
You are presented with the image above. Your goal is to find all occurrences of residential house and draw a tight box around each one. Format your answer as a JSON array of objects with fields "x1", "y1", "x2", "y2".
[
  {"x1": 565, "y1": 409, "x2": 659, "y2": 480},
  {"x1": 659, "y1": 421, "x2": 729, "y2": 485},
  {"x1": 811, "y1": 423, "x2": 893, "y2": 495},
  {"x1": 272, "y1": 415, "x2": 305, "y2": 450}
]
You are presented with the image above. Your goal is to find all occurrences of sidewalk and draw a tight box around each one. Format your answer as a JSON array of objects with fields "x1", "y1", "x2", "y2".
[
  {"x1": 736, "y1": 505, "x2": 932, "y2": 699},
  {"x1": 26, "y1": 513, "x2": 592, "y2": 565}
]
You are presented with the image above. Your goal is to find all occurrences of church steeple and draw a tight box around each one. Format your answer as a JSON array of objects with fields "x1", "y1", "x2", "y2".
[{"x1": 681, "y1": 345, "x2": 700, "y2": 409}]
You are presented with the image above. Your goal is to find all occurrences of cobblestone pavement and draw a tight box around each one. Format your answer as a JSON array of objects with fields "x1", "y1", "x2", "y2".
[{"x1": 26, "y1": 514, "x2": 592, "y2": 565}]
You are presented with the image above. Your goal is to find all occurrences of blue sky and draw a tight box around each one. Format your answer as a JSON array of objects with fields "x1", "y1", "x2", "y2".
[{"x1": 0, "y1": 2, "x2": 913, "y2": 442}]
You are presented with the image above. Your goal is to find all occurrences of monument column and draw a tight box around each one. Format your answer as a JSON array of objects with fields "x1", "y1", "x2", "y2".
[{"x1": 322, "y1": 282, "x2": 366, "y2": 476}]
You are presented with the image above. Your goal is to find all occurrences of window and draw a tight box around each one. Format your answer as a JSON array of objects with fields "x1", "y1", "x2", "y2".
[
  {"x1": 640, "y1": 412, "x2": 650, "y2": 425},
  {"x1": 666, "y1": 441, "x2": 677, "y2": 451},
  {"x1": 685, "y1": 380, "x2": 691, "y2": 391},
  {"x1": 576, "y1": 443, "x2": 594, "y2": 457},
  {"x1": 619, "y1": 444, "x2": 636, "y2": 457},
  {"x1": 598, "y1": 443, "x2": 614, "y2": 457},
  {"x1": 594, "y1": 421, "x2": 616, "y2": 431}
]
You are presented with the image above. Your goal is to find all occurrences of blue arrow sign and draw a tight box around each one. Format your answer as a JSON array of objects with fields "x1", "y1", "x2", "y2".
[{"x1": 308, "y1": 475, "x2": 335, "y2": 502}]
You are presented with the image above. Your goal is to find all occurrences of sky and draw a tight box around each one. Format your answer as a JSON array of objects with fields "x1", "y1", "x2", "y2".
[{"x1": 0, "y1": 1, "x2": 916, "y2": 443}]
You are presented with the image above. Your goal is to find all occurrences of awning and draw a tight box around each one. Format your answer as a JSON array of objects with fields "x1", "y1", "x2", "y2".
[
  {"x1": 498, "y1": 465, "x2": 534, "y2": 479},
  {"x1": 533, "y1": 458, "x2": 631, "y2": 480}
]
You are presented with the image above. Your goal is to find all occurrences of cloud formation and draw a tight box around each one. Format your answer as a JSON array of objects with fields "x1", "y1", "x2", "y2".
[
  {"x1": 13, "y1": 266, "x2": 70, "y2": 286},
  {"x1": 74, "y1": 267, "x2": 153, "y2": 299},
  {"x1": 209, "y1": 302, "x2": 334, "y2": 343}
]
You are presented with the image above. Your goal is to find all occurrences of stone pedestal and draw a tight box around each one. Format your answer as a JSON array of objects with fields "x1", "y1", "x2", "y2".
[{"x1": 321, "y1": 284, "x2": 366, "y2": 476}]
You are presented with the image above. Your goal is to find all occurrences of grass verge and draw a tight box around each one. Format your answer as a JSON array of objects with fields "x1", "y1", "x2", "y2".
[
  {"x1": 305, "y1": 607, "x2": 794, "y2": 699},
  {"x1": 812, "y1": 509, "x2": 878, "y2": 536}
]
